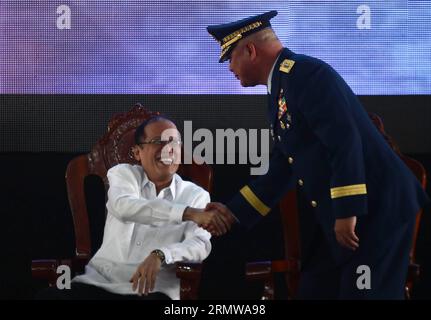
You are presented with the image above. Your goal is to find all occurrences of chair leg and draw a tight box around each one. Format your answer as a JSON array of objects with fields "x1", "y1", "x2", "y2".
[
  {"x1": 405, "y1": 285, "x2": 411, "y2": 300},
  {"x1": 180, "y1": 278, "x2": 200, "y2": 300},
  {"x1": 261, "y1": 277, "x2": 274, "y2": 300},
  {"x1": 287, "y1": 272, "x2": 300, "y2": 300}
]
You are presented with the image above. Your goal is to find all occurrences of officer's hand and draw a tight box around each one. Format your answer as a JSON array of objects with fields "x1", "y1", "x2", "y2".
[
  {"x1": 130, "y1": 253, "x2": 162, "y2": 296},
  {"x1": 182, "y1": 207, "x2": 224, "y2": 235},
  {"x1": 204, "y1": 202, "x2": 237, "y2": 236},
  {"x1": 334, "y1": 216, "x2": 359, "y2": 250},
  {"x1": 201, "y1": 210, "x2": 226, "y2": 236}
]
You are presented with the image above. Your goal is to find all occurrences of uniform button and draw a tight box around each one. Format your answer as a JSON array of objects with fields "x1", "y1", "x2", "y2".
[
  {"x1": 136, "y1": 241, "x2": 142, "y2": 246},
  {"x1": 286, "y1": 123, "x2": 290, "y2": 129},
  {"x1": 298, "y1": 179, "x2": 304, "y2": 186},
  {"x1": 277, "y1": 135, "x2": 281, "y2": 141},
  {"x1": 311, "y1": 201, "x2": 317, "y2": 208},
  {"x1": 288, "y1": 157, "x2": 294, "y2": 164}
]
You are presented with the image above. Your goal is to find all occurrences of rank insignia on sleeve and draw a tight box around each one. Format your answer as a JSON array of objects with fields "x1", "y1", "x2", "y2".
[{"x1": 279, "y1": 59, "x2": 295, "y2": 73}]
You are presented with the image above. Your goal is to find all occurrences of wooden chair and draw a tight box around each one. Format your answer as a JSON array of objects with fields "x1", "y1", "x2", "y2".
[
  {"x1": 244, "y1": 191, "x2": 300, "y2": 300},
  {"x1": 32, "y1": 104, "x2": 212, "y2": 300},
  {"x1": 368, "y1": 112, "x2": 427, "y2": 299},
  {"x1": 401, "y1": 154, "x2": 427, "y2": 299},
  {"x1": 246, "y1": 112, "x2": 427, "y2": 300}
]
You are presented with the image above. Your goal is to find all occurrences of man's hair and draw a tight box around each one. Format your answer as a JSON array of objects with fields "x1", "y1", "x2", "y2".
[
  {"x1": 254, "y1": 27, "x2": 279, "y2": 43},
  {"x1": 134, "y1": 115, "x2": 174, "y2": 145}
]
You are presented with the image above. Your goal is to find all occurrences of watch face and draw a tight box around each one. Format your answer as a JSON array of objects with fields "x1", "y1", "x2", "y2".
[{"x1": 153, "y1": 250, "x2": 165, "y2": 263}]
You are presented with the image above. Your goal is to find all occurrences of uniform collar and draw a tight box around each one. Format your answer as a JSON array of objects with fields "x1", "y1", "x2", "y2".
[
  {"x1": 267, "y1": 48, "x2": 294, "y2": 128},
  {"x1": 267, "y1": 51, "x2": 282, "y2": 94}
]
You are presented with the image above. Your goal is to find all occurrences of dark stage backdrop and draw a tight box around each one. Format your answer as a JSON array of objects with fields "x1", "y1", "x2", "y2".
[{"x1": 0, "y1": 95, "x2": 430, "y2": 154}]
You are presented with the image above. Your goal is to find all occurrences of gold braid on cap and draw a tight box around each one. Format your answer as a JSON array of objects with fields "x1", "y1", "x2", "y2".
[
  {"x1": 221, "y1": 21, "x2": 263, "y2": 45},
  {"x1": 221, "y1": 34, "x2": 242, "y2": 50}
]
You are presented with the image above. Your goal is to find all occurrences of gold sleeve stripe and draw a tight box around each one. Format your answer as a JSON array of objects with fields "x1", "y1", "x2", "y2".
[
  {"x1": 330, "y1": 184, "x2": 367, "y2": 199},
  {"x1": 240, "y1": 185, "x2": 271, "y2": 216}
]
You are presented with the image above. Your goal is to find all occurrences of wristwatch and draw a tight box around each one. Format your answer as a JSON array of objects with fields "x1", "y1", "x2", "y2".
[{"x1": 151, "y1": 249, "x2": 166, "y2": 264}]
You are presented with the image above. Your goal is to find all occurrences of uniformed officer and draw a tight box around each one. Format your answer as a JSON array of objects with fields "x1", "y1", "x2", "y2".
[{"x1": 195, "y1": 10, "x2": 430, "y2": 299}]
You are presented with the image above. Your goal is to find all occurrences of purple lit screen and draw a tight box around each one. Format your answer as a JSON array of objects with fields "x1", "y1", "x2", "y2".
[{"x1": 0, "y1": 0, "x2": 429, "y2": 94}]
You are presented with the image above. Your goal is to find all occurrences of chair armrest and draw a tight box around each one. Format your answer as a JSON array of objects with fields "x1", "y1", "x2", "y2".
[
  {"x1": 271, "y1": 258, "x2": 301, "y2": 273},
  {"x1": 31, "y1": 256, "x2": 90, "y2": 287},
  {"x1": 245, "y1": 261, "x2": 274, "y2": 300},
  {"x1": 176, "y1": 262, "x2": 203, "y2": 300},
  {"x1": 31, "y1": 259, "x2": 71, "y2": 287},
  {"x1": 245, "y1": 259, "x2": 301, "y2": 278},
  {"x1": 245, "y1": 261, "x2": 272, "y2": 281},
  {"x1": 245, "y1": 259, "x2": 301, "y2": 300},
  {"x1": 176, "y1": 262, "x2": 202, "y2": 279}
]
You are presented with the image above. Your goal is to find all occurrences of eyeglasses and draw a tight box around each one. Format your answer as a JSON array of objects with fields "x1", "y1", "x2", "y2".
[{"x1": 138, "y1": 137, "x2": 182, "y2": 147}]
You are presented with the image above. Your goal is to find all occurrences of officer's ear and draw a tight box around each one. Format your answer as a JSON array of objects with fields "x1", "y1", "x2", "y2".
[{"x1": 245, "y1": 42, "x2": 257, "y2": 61}]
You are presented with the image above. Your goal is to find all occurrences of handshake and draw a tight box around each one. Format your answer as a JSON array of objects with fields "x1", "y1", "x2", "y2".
[{"x1": 183, "y1": 203, "x2": 238, "y2": 236}]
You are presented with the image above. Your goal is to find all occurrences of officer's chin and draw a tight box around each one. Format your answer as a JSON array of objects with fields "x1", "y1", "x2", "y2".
[
  {"x1": 240, "y1": 80, "x2": 257, "y2": 88},
  {"x1": 238, "y1": 78, "x2": 249, "y2": 87}
]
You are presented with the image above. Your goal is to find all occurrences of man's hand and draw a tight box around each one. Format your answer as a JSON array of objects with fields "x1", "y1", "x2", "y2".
[
  {"x1": 182, "y1": 206, "x2": 225, "y2": 235},
  {"x1": 182, "y1": 205, "x2": 237, "y2": 236},
  {"x1": 183, "y1": 207, "x2": 212, "y2": 225},
  {"x1": 204, "y1": 202, "x2": 237, "y2": 236},
  {"x1": 130, "y1": 252, "x2": 162, "y2": 296},
  {"x1": 334, "y1": 216, "x2": 359, "y2": 250}
]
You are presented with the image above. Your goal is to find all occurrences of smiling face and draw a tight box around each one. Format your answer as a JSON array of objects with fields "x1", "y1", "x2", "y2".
[{"x1": 132, "y1": 119, "x2": 181, "y2": 184}]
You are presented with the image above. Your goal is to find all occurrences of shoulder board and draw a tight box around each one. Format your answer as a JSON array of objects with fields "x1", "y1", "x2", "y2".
[{"x1": 279, "y1": 59, "x2": 295, "y2": 74}]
